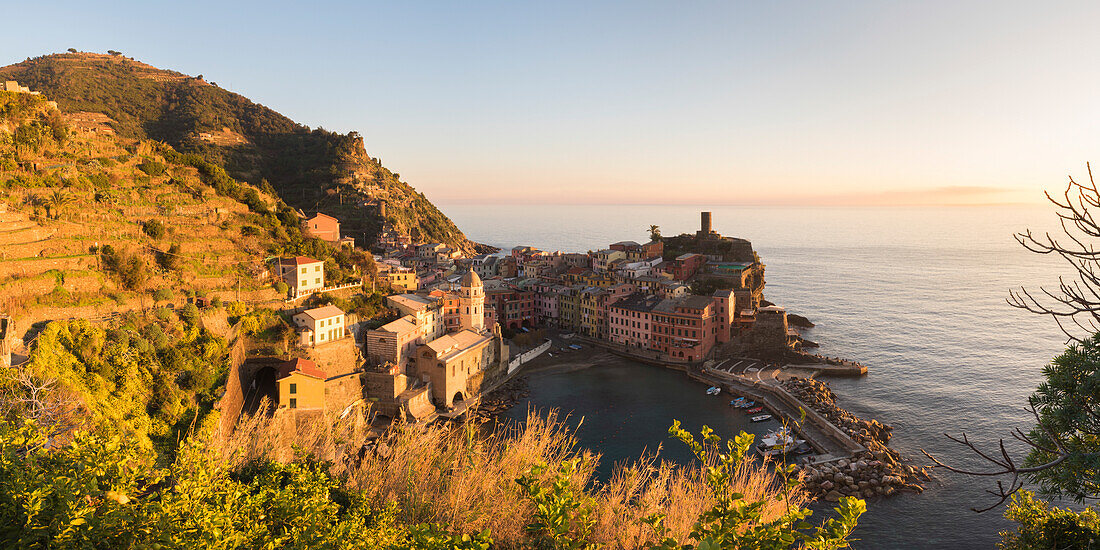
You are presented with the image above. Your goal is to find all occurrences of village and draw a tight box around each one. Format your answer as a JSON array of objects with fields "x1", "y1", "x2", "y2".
[{"x1": 226, "y1": 210, "x2": 826, "y2": 427}]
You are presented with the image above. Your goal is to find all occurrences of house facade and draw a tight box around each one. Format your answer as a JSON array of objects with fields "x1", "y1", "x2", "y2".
[
  {"x1": 278, "y1": 256, "x2": 325, "y2": 297},
  {"x1": 292, "y1": 305, "x2": 346, "y2": 347}
]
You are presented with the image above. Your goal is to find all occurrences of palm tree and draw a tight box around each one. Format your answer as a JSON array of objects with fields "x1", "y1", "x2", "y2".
[
  {"x1": 47, "y1": 190, "x2": 74, "y2": 219},
  {"x1": 649, "y1": 224, "x2": 661, "y2": 241}
]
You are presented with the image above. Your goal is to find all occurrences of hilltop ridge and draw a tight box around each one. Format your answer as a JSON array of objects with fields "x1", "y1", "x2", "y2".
[{"x1": 0, "y1": 51, "x2": 478, "y2": 253}]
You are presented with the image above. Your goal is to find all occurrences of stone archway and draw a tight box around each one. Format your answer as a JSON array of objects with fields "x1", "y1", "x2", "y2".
[{"x1": 453, "y1": 391, "x2": 465, "y2": 405}]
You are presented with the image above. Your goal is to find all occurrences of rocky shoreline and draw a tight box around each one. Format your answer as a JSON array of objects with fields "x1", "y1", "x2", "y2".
[
  {"x1": 781, "y1": 376, "x2": 930, "y2": 501},
  {"x1": 471, "y1": 376, "x2": 530, "y2": 420}
]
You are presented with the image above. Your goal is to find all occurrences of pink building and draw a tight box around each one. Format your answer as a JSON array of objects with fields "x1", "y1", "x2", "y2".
[
  {"x1": 666, "y1": 253, "x2": 706, "y2": 281},
  {"x1": 609, "y1": 293, "x2": 660, "y2": 349},
  {"x1": 650, "y1": 295, "x2": 719, "y2": 362}
]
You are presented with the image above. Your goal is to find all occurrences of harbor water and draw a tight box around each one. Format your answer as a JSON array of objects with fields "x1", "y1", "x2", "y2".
[{"x1": 446, "y1": 203, "x2": 1070, "y2": 549}]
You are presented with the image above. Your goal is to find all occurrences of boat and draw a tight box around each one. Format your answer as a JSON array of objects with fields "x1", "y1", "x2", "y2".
[
  {"x1": 568, "y1": 344, "x2": 583, "y2": 350},
  {"x1": 756, "y1": 427, "x2": 806, "y2": 456},
  {"x1": 751, "y1": 414, "x2": 773, "y2": 422},
  {"x1": 738, "y1": 400, "x2": 756, "y2": 409},
  {"x1": 706, "y1": 386, "x2": 721, "y2": 396},
  {"x1": 793, "y1": 443, "x2": 814, "y2": 455},
  {"x1": 745, "y1": 406, "x2": 764, "y2": 414}
]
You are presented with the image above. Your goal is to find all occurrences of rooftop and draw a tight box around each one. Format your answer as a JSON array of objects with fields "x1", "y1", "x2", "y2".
[
  {"x1": 378, "y1": 316, "x2": 419, "y2": 334},
  {"x1": 610, "y1": 293, "x2": 661, "y2": 313},
  {"x1": 279, "y1": 255, "x2": 322, "y2": 266},
  {"x1": 388, "y1": 293, "x2": 436, "y2": 312},
  {"x1": 299, "y1": 304, "x2": 345, "y2": 321},
  {"x1": 277, "y1": 358, "x2": 326, "y2": 380},
  {"x1": 425, "y1": 329, "x2": 492, "y2": 360}
]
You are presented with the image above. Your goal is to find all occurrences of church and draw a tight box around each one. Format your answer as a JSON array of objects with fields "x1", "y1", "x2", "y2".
[{"x1": 366, "y1": 270, "x2": 507, "y2": 409}]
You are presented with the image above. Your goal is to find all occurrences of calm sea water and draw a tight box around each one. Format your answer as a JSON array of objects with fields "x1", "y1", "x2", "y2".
[{"x1": 444, "y1": 204, "x2": 1071, "y2": 549}]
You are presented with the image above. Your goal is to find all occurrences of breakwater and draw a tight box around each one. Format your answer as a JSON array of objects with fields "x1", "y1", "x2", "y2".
[{"x1": 781, "y1": 377, "x2": 929, "y2": 500}]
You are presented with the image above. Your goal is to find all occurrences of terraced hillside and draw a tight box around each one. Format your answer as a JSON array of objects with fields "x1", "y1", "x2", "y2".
[
  {"x1": 0, "y1": 52, "x2": 479, "y2": 253},
  {"x1": 0, "y1": 89, "x2": 366, "y2": 334}
]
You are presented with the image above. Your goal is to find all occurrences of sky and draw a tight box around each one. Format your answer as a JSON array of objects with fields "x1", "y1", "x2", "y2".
[{"x1": 4, "y1": 1, "x2": 1100, "y2": 206}]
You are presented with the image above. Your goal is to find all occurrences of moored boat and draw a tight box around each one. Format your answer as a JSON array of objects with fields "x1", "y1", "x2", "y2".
[
  {"x1": 706, "y1": 386, "x2": 721, "y2": 396},
  {"x1": 751, "y1": 414, "x2": 772, "y2": 422},
  {"x1": 746, "y1": 406, "x2": 764, "y2": 414},
  {"x1": 756, "y1": 427, "x2": 806, "y2": 456}
]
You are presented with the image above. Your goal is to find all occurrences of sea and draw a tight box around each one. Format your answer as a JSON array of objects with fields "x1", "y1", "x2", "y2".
[{"x1": 443, "y1": 203, "x2": 1073, "y2": 549}]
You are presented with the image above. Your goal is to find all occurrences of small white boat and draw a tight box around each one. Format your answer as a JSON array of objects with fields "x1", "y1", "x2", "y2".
[
  {"x1": 756, "y1": 427, "x2": 806, "y2": 456},
  {"x1": 751, "y1": 414, "x2": 772, "y2": 422},
  {"x1": 706, "y1": 386, "x2": 721, "y2": 396}
]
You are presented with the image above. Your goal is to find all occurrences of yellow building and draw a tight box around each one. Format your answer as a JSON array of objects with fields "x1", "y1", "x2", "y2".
[
  {"x1": 385, "y1": 268, "x2": 419, "y2": 292},
  {"x1": 277, "y1": 358, "x2": 326, "y2": 410}
]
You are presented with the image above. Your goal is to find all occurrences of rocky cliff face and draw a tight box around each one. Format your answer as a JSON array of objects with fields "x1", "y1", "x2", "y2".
[{"x1": 0, "y1": 52, "x2": 477, "y2": 252}]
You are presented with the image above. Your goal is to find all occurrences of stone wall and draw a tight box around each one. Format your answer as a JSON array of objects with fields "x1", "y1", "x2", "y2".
[
  {"x1": 325, "y1": 372, "x2": 364, "y2": 414},
  {"x1": 401, "y1": 385, "x2": 435, "y2": 422},
  {"x1": 304, "y1": 337, "x2": 361, "y2": 377},
  {"x1": 216, "y1": 337, "x2": 249, "y2": 435},
  {"x1": 363, "y1": 371, "x2": 408, "y2": 400},
  {"x1": 0, "y1": 256, "x2": 92, "y2": 278}
]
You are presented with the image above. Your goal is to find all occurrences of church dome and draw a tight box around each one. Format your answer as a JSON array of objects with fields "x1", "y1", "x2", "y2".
[{"x1": 461, "y1": 269, "x2": 482, "y2": 288}]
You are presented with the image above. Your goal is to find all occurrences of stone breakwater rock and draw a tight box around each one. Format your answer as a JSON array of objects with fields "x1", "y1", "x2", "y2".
[
  {"x1": 799, "y1": 456, "x2": 931, "y2": 501},
  {"x1": 472, "y1": 377, "x2": 531, "y2": 420},
  {"x1": 783, "y1": 376, "x2": 930, "y2": 500}
]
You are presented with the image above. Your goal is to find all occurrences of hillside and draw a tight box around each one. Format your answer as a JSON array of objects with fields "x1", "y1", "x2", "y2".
[
  {"x1": 0, "y1": 89, "x2": 372, "y2": 331},
  {"x1": 0, "y1": 52, "x2": 478, "y2": 253}
]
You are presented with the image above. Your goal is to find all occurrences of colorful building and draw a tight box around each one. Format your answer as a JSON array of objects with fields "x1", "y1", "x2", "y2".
[
  {"x1": 277, "y1": 358, "x2": 327, "y2": 410},
  {"x1": 277, "y1": 256, "x2": 325, "y2": 298},
  {"x1": 303, "y1": 213, "x2": 341, "y2": 242},
  {"x1": 609, "y1": 293, "x2": 660, "y2": 349},
  {"x1": 292, "y1": 305, "x2": 347, "y2": 347}
]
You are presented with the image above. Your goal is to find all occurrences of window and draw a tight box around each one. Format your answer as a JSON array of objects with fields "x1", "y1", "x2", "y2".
[
  {"x1": 289, "y1": 398, "x2": 297, "y2": 409},
  {"x1": 315, "y1": 266, "x2": 321, "y2": 272},
  {"x1": 290, "y1": 383, "x2": 297, "y2": 394},
  {"x1": 315, "y1": 278, "x2": 321, "y2": 284},
  {"x1": 301, "y1": 267, "x2": 307, "y2": 274},
  {"x1": 301, "y1": 280, "x2": 307, "y2": 287}
]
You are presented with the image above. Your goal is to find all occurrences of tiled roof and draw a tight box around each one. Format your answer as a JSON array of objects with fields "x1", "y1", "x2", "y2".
[
  {"x1": 279, "y1": 256, "x2": 322, "y2": 266},
  {"x1": 300, "y1": 305, "x2": 345, "y2": 321},
  {"x1": 278, "y1": 358, "x2": 326, "y2": 380}
]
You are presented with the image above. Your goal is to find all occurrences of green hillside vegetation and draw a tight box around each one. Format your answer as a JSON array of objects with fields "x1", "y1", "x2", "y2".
[
  {"x1": 26, "y1": 311, "x2": 225, "y2": 456},
  {"x1": 0, "y1": 89, "x2": 374, "y2": 324},
  {"x1": 0, "y1": 52, "x2": 477, "y2": 253}
]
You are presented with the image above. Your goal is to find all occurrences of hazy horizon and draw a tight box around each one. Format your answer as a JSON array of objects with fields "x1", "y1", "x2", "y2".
[{"x1": 5, "y1": 1, "x2": 1100, "y2": 206}]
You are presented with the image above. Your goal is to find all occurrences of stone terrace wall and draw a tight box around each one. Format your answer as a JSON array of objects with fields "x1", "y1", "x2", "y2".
[{"x1": 217, "y1": 337, "x2": 249, "y2": 435}]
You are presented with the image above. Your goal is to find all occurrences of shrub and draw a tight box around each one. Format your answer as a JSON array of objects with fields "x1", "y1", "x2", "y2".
[
  {"x1": 1000, "y1": 490, "x2": 1100, "y2": 549},
  {"x1": 137, "y1": 160, "x2": 167, "y2": 176},
  {"x1": 152, "y1": 288, "x2": 173, "y2": 303},
  {"x1": 142, "y1": 219, "x2": 166, "y2": 239}
]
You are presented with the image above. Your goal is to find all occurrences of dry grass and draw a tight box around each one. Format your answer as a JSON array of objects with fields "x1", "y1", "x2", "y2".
[{"x1": 212, "y1": 406, "x2": 805, "y2": 549}]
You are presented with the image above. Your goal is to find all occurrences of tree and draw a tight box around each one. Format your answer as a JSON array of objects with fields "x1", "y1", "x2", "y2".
[
  {"x1": 649, "y1": 225, "x2": 661, "y2": 242},
  {"x1": 157, "y1": 243, "x2": 181, "y2": 270},
  {"x1": 45, "y1": 190, "x2": 73, "y2": 219},
  {"x1": 107, "y1": 50, "x2": 121, "y2": 56},
  {"x1": 926, "y1": 167, "x2": 1100, "y2": 510},
  {"x1": 66, "y1": 48, "x2": 77, "y2": 53},
  {"x1": 1008, "y1": 164, "x2": 1100, "y2": 341}
]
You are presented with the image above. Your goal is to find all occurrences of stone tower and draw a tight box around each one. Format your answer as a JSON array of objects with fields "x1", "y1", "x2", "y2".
[{"x1": 459, "y1": 270, "x2": 485, "y2": 333}]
